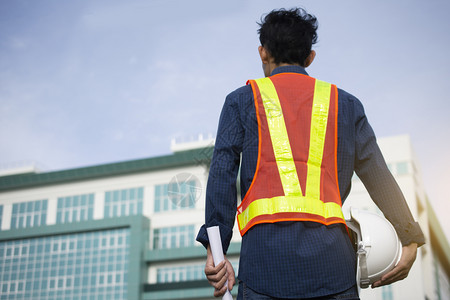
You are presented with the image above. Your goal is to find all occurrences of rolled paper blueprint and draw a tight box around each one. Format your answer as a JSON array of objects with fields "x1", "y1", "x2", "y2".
[{"x1": 206, "y1": 226, "x2": 233, "y2": 300}]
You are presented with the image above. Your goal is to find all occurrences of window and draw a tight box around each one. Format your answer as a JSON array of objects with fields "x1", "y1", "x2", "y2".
[
  {"x1": 11, "y1": 200, "x2": 47, "y2": 229},
  {"x1": 382, "y1": 284, "x2": 393, "y2": 300},
  {"x1": 154, "y1": 179, "x2": 198, "y2": 213},
  {"x1": 156, "y1": 260, "x2": 239, "y2": 283},
  {"x1": 396, "y1": 161, "x2": 409, "y2": 175},
  {"x1": 153, "y1": 225, "x2": 195, "y2": 250},
  {"x1": 157, "y1": 265, "x2": 203, "y2": 283},
  {"x1": 104, "y1": 187, "x2": 143, "y2": 218},
  {"x1": 56, "y1": 194, "x2": 94, "y2": 224},
  {"x1": 0, "y1": 229, "x2": 129, "y2": 299}
]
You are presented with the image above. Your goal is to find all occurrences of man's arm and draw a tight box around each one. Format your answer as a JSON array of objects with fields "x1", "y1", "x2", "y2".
[
  {"x1": 196, "y1": 91, "x2": 244, "y2": 294},
  {"x1": 352, "y1": 99, "x2": 425, "y2": 287},
  {"x1": 196, "y1": 91, "x2": 243, "y2": 251}
]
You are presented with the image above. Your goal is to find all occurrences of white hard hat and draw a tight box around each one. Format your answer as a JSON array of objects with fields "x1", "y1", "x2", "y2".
[{"x1": 346, "y1": 208, "x2": 402, "y2": 289}]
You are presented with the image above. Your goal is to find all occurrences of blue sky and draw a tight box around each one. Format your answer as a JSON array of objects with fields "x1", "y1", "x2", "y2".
[{"x1": 1, "y1": 0, "x2": 449, "y2": 239}]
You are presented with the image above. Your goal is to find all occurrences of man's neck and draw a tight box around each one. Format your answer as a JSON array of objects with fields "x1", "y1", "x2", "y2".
[{"x1": 265, "y1": 63, "x2": 302, "y2": 77}]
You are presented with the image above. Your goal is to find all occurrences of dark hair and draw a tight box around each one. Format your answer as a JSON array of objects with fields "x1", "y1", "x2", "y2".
[{"x1": 258, "y1": 8, "x2": 318, "y2": 66}]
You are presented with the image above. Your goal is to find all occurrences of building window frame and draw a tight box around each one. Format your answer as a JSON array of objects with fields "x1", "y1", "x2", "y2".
[{"x1": 11, "y1": 200, "x2": 47, "y2": 229}]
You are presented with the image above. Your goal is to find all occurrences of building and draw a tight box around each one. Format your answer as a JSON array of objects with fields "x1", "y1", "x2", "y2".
[{"x1": 0, "y1": 135, "x2": 448, "y2": 300}]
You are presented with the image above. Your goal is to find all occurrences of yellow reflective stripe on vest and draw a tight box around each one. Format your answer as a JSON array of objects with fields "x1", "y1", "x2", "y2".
[
  {"x1": 237, "y1": 195, "x2": 344, "y2": 227},
  {"x1": 255, "y1": 77, "x2": 302, "y2": 197},
  {"x1": 239, "y1": 78, "x2": 344, "y2": 231},
  {"x1": 306, "y1": 79, "x2": 332, "y2": 199}
]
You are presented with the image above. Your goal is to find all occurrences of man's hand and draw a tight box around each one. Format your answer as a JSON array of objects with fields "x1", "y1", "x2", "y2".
[
  {"x1": 204, "y1": 245, "x2": 236, "y2": 297},
  {"x1": 371, "y1": 243, "x2": 418, "y2": 288}
]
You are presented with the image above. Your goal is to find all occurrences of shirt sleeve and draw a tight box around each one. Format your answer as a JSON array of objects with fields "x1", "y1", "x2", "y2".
[
  {"x1": 353, "y1": 98, "x2": 425, "y2": 247},
  {"x1": 196, "y1": 91, "x2": 244, "y2": 254}
]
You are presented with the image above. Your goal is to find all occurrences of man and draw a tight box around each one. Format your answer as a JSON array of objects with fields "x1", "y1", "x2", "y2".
[{"x1": 196, "y1": 7, "x2": 425, "y2": 300}]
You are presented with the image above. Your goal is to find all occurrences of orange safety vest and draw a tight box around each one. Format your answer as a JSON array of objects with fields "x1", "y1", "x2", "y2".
[{"x1": 237, "y1": 73, "x2": 346, "y2": 236}]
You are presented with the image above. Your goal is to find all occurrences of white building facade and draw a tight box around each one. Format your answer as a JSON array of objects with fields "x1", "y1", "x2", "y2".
[{"x1": 0, "y1": 135, "x2": 448, "y2": 300}]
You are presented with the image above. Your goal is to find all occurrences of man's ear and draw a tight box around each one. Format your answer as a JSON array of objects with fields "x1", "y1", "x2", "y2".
[
  {"x1": 258, "y1": 46, "x2": 270, "y2": 64},
  {"x1": 304, "y1": 50, "x2": 316, "y2": 68}
]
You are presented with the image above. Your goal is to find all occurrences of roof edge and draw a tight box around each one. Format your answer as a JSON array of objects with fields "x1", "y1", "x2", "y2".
[{"x1": 0, "y1": 147, "x2": 214, "y2": 192}]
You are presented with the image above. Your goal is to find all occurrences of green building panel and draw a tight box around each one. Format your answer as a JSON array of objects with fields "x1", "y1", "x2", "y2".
[{"x1": 0, "y1": 216, "x2": 149, "y2": 300}]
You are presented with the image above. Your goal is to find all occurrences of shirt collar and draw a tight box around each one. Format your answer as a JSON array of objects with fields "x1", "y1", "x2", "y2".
[{"x1": 271, "y1": 65, "x2": 309, "y2": 76}]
